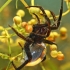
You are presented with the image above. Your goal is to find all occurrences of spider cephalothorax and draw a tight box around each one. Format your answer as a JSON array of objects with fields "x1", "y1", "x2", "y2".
[{"x1": 10, "y1": 0, "x2": 63, "y2": 70}]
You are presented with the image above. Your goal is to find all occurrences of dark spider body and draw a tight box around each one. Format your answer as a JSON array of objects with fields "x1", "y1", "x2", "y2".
[{"x1": 10, "y1": 0, "x2": 63, "y2": 70}]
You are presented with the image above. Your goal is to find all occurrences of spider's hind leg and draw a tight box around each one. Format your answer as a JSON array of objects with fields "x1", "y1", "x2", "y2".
[
  {"x1": 12, "y1": 61, "x2": 18, "y2": 70},
  {"x1": 51, "y1": 0, "x2": 63, "y2": 30},
  {"x1": 16, "y1": 42, "x2": 32, "y2": 70},
  {"x1": 11, "y1": 42, "x2": 32, "y2": 70}
]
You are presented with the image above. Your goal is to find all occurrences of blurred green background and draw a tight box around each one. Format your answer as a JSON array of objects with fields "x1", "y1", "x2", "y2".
[{"x1": 0, "y1": 0, "x2": 70, "y2": 70}]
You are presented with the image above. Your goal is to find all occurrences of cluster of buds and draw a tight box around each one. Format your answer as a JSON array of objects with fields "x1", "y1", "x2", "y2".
[
  {"x1": 46, "y1": 27, "x2": 68, "y2": 61},
  {"x1": 50, "y1": 44, "x2": 64, "y2": 61},
  {"x1": 47, "y1": 27, "x2": 67, "y2": 42},
  {"x1": 28, "y1": 7, "x2": 51, "y2": 22},
  {"x1": 47, "y1": 32, "x2": 59, "y2": 42},
  {"x1": 13, "y1": 9, "x2": 35, "y2": 33}
]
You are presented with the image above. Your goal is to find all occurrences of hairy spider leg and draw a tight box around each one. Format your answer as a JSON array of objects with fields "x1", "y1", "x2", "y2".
[
  {"x1": 18, "y1": 42, "x2": 23, "y2": 50},
  {"x1": 50, "y1": 0, "x2": 63, "y2": 30},
  {"x1": 18, "y1": 42, "x2": 32, "y2": 70},
  {"x1": 12, "y1": 42, "x2": 32, "y2": 70},
  {"x1": 9, "y1": 25, "x2": 33, "y2": 42},
  {"x1": 9, "y1": 25, "x2": 33, "y2": 70},
  {"x1": 26, "y1": 6, "x2": 51, "y2": 25},
  {"x1": 43, "y1": 39, "x2": 56, "y2": 45},
  {"x1": 12, "y1": 61, "x2": 17, "y2": 69},
  {"x1": 50, "y1": 11, "x2": 56, "y2": 21},
  {"x1": 33, "y1": 13, "x2": 40, "y2": 24}
]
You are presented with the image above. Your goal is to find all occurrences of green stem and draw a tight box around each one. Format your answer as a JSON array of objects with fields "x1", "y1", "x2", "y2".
[
  {"x1": 31, "y1": 0, "x2": 34, "y2": 6},
  {"x1": 40, "y1": 63, "x2": 45, "y2": 70},
  {"x1": 47, "y1": 60, "x2": 58, "y2": 70},
  {"x1": 6, "y1": 61, "x2": 11, "y2": 70},
  {"x1": 8, "y1": 38, "x2": 11, "y2": 55},
  {"x1": 16, "y1": 0, "x2": 18, "y2": 9},
  {"x1": 20, "y1": 0, "x2": 29, "y2": 7},
  {"x1": 0, "y1": 0, "x2": 12, "y2": 12},
  {"x1": 4, "y1": 29, "x2": 11, "y2": 55}
]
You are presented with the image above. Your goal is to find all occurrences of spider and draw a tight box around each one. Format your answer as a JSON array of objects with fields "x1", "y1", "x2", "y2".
[{"x1": 9, "y1": 0, "x2": 63, "y2": 70}]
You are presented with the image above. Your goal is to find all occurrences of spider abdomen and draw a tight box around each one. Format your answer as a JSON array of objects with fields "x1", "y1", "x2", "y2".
[{"x1": 22, "y1": 42, "x2": 46, "y2": 66}]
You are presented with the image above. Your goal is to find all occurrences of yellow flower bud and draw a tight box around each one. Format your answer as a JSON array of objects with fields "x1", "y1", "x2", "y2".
[
  {"x1": 13, "y1": 16, "x2": 22, "y2": 24},
  {"x1": 40, "y1": 10, "x2": 51, "y2": 17},
  {"x1": 21, "y1": 22, "x2": 27, "y2": 28},
  {"x1": 60, "y1": 27, "x2": 67, "y2": 35},
  {"x1": 60, "y1": 27, "x2": 67, "y2": 40},
  {"x1": 29, "y1": 7, "x2": 40, "y2": 14},
  {"x1": 25, "y1": 25, "x2": 33, "y2": 33},
  {"x1": 30, "y1": 19, "x2": 36, "y2": 25},
  {"x1": 53, "y1": 32, "x2": 59, "y2": 38},
  {"x1": 1, "y1": 31, "x2": 7, "y2": 36},
  {"x1": 50, "y1": 50, "x2": 58, "y2": 58},
  {"x1": 50, "y1": 44, "x2": 57, "y2": 51},
  {"x1": 47, "y1": 32, "x2": 54, "y2": 41},
  {"x1": 57, "y1": 51, "x2": 64, "y2": 61},
  {"x1": 16, "y1": 10, "x2": 25, "y2": 17}
]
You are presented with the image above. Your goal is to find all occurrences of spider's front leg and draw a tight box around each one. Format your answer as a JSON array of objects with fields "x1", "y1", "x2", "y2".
[
  {"x1": 26, "y1": 6, "x2": 51, "y2": 24},
  {"x1": 27, "y1": 6, "x2": 51, "y2": 37},
  {"x1": 9, "y1": 25, "x2": 33, "y2": 43},
  {"x1": 51, "y1": 0, "x2": 63, "y2": 30},
  {"x1": 33, "y1": 13, "x2": 40, "y2": 24}
]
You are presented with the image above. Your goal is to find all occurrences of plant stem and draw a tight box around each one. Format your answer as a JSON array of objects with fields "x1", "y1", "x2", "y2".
[
  {"x1": 31, "y1": 0, "x2": 34, "y2": 6},
  {"x1": 0, "y1": 0, "x2": 12, "y2": 12},
  {"x1": 20, "y1": 0, "x2": 29, "y2": 8},
  {"x1": 6, "y1": 61, "x2": 11, "y2": 70},
  {"x1": 40, "y1": 63, "x2": 45, "y2": 70},
  {"x1": 16, "y1": 0, "x2": 18, "y2": 9}
]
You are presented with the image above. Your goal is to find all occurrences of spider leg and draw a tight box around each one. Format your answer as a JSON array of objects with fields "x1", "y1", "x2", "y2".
[
  {"x1": 13, "y1": 42, "x2": 32, "y2": 70},
  {"x1": 11, "y1": 61, "x2": 17, "y2": 70},
  {"x1": 27, "y1": 6, "x2": 51, "y2": 24},
  {"x1": 51, "y1": 0, "x2": 63, "y2": 30},
  {"x1": 42, "y1": 56, "x2": 46, "y2": 62},
  {"x1": 18, "y1": 42, "x2": 23, "y2": 50},
  {"x1": 43, "y1": 39, "x2": 56, "y2": 45},
  {"x1": 33, "y1": 13, "x2": 40, "y2": 24},
  {"x1": 9, "y1": 25, "x2": 33, "y2": 42},
  {"x1": 50, "y1": 11, "x2": 56, "y2": 21}
]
